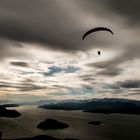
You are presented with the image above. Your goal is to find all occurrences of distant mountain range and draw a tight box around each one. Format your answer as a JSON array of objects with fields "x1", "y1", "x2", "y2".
[
  {"x1": 0, "y1": 100, "x2": 59, "y2": 106},
  {"x1": 39, "y1": 98, "x2": 140, "y2": 115},
  {"x1": 2, "y1": 104, "x2": 20, "y2": 108}
]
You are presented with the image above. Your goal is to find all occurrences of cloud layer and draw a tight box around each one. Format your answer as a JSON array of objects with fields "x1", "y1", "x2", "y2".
[{"x1": 0, "y1": 0, "x2": 139, "y2": 102}]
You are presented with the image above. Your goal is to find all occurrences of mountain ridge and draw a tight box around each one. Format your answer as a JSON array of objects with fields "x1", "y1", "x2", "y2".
[{"x1": 39, "y1": 98, "x2": 140, "y2": 115}]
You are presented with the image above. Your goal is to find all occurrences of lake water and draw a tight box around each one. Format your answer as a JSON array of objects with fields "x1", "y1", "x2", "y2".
[{"x1": 0, "y1": 105, "x2": 140, "y2": 140}]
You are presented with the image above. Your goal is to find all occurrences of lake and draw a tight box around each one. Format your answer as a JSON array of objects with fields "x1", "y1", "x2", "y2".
[{"x1": 0, "y1": 105, "x2": 140, "y2": 140}]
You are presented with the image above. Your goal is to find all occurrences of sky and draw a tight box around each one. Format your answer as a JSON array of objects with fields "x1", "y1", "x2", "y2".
[{"x1": 0, "y1": 0, "x2": 140, "y2": 102}]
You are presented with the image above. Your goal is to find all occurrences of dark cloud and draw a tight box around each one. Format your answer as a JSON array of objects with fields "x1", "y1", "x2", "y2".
[
  {"x1": 0, "y1": 80, "x2": 46, "y2": 91},
  {"x1": 83, "y1": 0, "x2": 140, "y2": 26},
  {"x1": 17, "y1": 79, "x2": 47, "y2": 91},
  {"x1": 0, "y1": 0, "x2": 82, "y2": 52},
  {"x1": 99, "y1": 80, "x2": 140, "y2": 98},
  {"x1": 0, "y1": 0, "x2": 118, "y2": 57},
  {"x1": 10, "y1": 61, "x2": 29, "y2": 67},
  {"x1": 119, "y1": 80, "x2": 140, "y2": 89},
  {"x1": 87, "y1": 60, "x2": 123, "y2": 77},
  {"x1": 79, "y1": 75, "x2": 95, "y2": 83},
  {"x1": 18, "y1": 84, "x2": 46, "y2": 91},
  {"x1": 97, "y1": 67, "x2": 122, "y2": 76},
  {"x1": 82, "y1": 77, "x2": 95, "y2": 82},
  {"x1": 81, "y1": 84, "x2": 94, "y2": 90},
  {"x1": 106, "y1": 0, "x2": 140, "y2": 26},
  {"x1": 105, "y1": 84, "x2": 120, "y2": 90},
  {"x1": 0, "y1": 84, "x2": 11, "y2": 88},
  {"x1": 104, "y1": 80, "x2": 140, "y2": 92},
  {"x1": 0, "y1": 81, "x2": 20, "y2": 88}
]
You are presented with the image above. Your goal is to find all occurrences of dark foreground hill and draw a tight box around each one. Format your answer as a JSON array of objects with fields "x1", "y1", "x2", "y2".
[
  {"x1": 39, "y1": 98, "x2": 140, "y2": 115},
  {"x1": 0, "y1": 132, "x2": 78, "y2": 140},
  {"x1": 5, "y1": 135, "x2": 61, "y2": 140},
  {"x1": 0, "y1": 105, "x2": 21, "y2": 118}
]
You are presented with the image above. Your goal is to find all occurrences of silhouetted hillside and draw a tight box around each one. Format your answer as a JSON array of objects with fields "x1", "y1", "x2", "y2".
[
  {"x1": 1, "y1": 132, "x2": 78, "y2": 140},
  {"x1": 39, "y1": 98, "x2": 140, "y2": 115},
  {"x1": 2, "y1": 104, "x2": 20, "y2": 108},
  {"x1": 0, "y1": 105, "x2": 21, "y2": 118},
  {"x1": 6, "y1": 135, "x2": 61, "y2": 140}
]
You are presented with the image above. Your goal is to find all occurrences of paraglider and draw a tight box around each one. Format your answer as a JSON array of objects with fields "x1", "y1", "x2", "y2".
[
  {"x1": 98, "y1": 51, "x2": 101, "y2": 55},
  {"x1": 82, "y1": 27, "x2": 113, "y2": 55}
]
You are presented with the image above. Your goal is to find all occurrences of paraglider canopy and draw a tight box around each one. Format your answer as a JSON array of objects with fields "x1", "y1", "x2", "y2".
[{"x1": 82, "y1": 27, "x2": 113, "y2": 40}]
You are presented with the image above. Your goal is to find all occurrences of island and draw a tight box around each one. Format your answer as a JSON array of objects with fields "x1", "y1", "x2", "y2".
[
  {"x1": 37, "y1": 118, "x2": 69, "y2": 130},
  {"x1": 88, "y1": 121, "x2": 102, "y2": 125},
  {"x1": 0, "y1": 105, "x2": 21, "y2": 118}
]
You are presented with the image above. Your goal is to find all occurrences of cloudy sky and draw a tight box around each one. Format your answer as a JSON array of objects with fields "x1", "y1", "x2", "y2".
[{"x1": 0, "y1": 0, "x2": 140, "y2": 102}]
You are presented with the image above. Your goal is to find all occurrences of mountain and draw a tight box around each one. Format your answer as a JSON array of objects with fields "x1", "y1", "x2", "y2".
[
  {"x1": 17, "y1": 100, "x2": 60, "y2": 106},
  {"x1": 39, "y1": 98, "x2": 140, "y2": 115}
]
